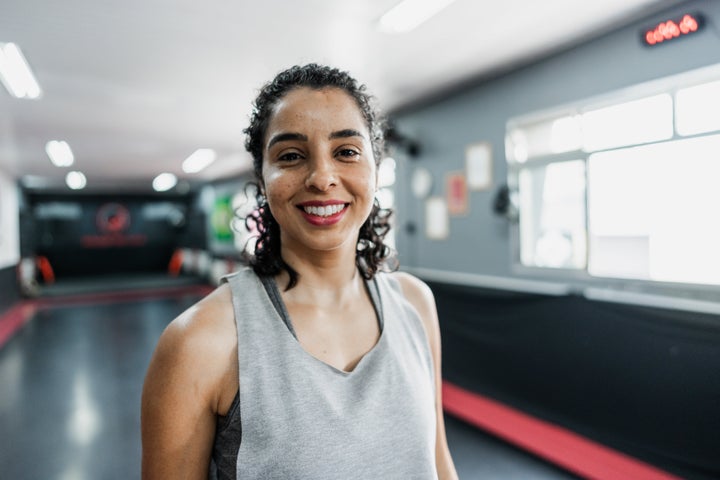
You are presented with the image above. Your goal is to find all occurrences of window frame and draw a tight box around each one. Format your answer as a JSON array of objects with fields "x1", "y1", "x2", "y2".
[{"x1": 505, "y1": 62, "x2": 720, "y2": 295}]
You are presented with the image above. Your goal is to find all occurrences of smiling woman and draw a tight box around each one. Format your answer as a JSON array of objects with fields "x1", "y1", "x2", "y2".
[
  {"x1": 141, "y1": 64, "x2": 458, "y2": 480},
  {"x1": 259, "y1": 87, "x2": 379, "y2": 279}
]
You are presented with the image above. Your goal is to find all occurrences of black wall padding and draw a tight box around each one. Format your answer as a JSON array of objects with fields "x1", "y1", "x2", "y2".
[
  {"x1": 177, "y1": 211, "x2": 208, "y2": 249},
  {"x1": 45, "y1": 246, "x2": 174, "y2": 277},
  {"x1": 428, "y1": 281, "x2": 720, "y2": 480},
  {"x1": 28, "y1": 194, "x2": 192, "y2": 278},
  {"x1": 0, "y1": 265, "x2": 20, "y2": 314}
]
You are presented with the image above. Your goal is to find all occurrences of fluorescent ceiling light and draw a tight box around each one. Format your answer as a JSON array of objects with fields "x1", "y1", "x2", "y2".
[
  {"x1": 182, "y1": 148, "x2": 216, "y2": 173},
  {"x1": 65, "y1": 171, "x2": 87, "y2": 190},
  {"x1": 378, "y1": 0, "x2": 457, "y2": 34},
  {"x1": 0, "y1": 43, "x2": 42, "y2": 99},
  {"x1": 153, "y1": 173, "x2": 178, "y2": 192},
  {"x1": 46, "y1": 140, "x2": 75, "y2": 167}
]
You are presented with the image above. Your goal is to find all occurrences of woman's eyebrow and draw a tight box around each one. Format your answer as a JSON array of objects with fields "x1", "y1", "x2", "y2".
[
  {"x1": 267, "y1": 132, "x2": 308, "y2": 148},
  {"x1": 329, "y1": 129, "x2": 366, "y2": 140}
]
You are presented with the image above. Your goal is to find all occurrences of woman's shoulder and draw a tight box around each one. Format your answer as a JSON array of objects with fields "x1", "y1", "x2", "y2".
[
  {"x1": 141, "y1": 284, "x2": 238, "y2": 469},
  {"x1": 387, "y1": 271, "x2": 434, "y2": 304},
  {"x1": 386, "y1": 271, "x2": 438, "y2": 326},
  {"x1": 385, "y1": 273, "x2": 441, "y2": 378},
  {"x1": 149, "y1": 284, "x2": 237, "y2": 399},
  {"x1": 161, "y1": 283, "x2": 235, "y2": 355}
]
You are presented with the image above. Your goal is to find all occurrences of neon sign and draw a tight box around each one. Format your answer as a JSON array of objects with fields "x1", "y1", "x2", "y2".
[{"x1": 643, "y1": 13, "x2": 703, "y2": 46}]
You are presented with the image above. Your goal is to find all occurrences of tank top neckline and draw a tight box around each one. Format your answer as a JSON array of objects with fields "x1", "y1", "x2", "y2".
[{"x1": 259, "y1": 272, "x2": 386, "y2": 376}]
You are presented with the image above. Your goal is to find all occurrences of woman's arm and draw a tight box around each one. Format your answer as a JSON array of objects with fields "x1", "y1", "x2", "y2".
[
  {"x1": 395, "y1": 272, "x2": 459, "y2": 480},
  {"x1": 141, "y1": 285, "x2": 237, "y2": 479}
]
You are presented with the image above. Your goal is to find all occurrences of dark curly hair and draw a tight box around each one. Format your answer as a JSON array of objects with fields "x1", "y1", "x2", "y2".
[{"x1": 242, "y1": 64, "x2": 397, "y2": 289}]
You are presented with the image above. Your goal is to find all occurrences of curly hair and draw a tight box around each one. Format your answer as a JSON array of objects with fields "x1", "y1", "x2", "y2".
[{"x1": 242, "y1": 64, "x2": 397, "y2": 289}]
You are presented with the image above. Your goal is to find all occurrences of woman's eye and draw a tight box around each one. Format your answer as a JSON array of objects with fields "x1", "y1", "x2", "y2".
[
  {"x1": 337, "y1": 149, "x2": 360, "y2": 160},
  {"x1": 278, "y1": 152, "x2": 302, "y2": 162}
]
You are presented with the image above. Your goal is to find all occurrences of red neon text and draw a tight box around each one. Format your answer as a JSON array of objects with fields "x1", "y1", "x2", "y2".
[{"x1": 644, "y1": 14, "x2": 699, "y2": 46}]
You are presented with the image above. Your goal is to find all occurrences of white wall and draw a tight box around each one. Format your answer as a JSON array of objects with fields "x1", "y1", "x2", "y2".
[{"x1": 0, "y1": 170, "x2": 19, "y2": 269}]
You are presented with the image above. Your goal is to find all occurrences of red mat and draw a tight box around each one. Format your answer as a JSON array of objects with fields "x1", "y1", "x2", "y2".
[
  {"x1": 0, "y1": 284, "x2": 213, "y2": 349},
  {"x1": 0, "y1": 303, "x2": 38, "y2": 348},
  {"x1": 442, "y1": 381, "x2": 680, "y2": 480}
]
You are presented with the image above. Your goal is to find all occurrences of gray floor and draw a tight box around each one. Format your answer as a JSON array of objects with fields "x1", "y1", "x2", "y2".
[
  {"x1": 37, "y1": 273, "x2": 205, "y2": 297},
  {"x1": 445, "y1": 414, "x2": 579, "y2": 479},
  {"x1": 0, "y1": 289, "x2": 578, "y2": 479}
]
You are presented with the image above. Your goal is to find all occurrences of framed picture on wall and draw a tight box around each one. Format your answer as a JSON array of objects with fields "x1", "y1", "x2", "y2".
[
  {"x1": 466, "y1": 142, "x2": 492, "y2": 191},
  {"x1": 446, "y1": 172, "x2": 468, "y2": 216}
]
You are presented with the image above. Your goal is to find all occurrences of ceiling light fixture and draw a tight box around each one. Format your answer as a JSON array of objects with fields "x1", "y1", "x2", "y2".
[
  {"x1": 0, "y1": 43, "x2": 42, "y2": 99},
  {"x1": 378, "y1": 0, "x2": 457, "y2": 34},
  {"x1": 45, "y1": 140, "x2": 75, "y2": 167},
  {"x1": 182, "y1": 148, "x2": 216, "y2": 173},
  {"x1": 153, "y1": 173, "x2": 178, "y2": 192},
  {"x1": 65, "y1": 171, "x2": 87, "y2": 190}
]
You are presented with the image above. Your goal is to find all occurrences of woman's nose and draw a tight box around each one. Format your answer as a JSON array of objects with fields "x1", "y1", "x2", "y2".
[{"x1": 305, "y1": 156, "x2": 337, "y2": 192}]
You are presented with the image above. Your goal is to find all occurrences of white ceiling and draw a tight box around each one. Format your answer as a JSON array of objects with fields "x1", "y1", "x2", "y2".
[{"x1": 0, "y1": 0, "x2": 673, "y2": 193}]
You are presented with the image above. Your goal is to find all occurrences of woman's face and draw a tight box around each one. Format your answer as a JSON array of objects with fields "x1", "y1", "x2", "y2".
[{"x1": 261, "y1": 87, "x2": 377, "y2": 256}]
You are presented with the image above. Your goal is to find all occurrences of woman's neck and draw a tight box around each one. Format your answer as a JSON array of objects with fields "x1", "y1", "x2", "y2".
[{"x1": 276, "y1": 242, "x2": 363, "y2": 307}]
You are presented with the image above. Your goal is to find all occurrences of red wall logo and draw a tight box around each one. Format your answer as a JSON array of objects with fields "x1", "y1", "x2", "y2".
[
  {"x1": 82, "y1": 202, "x2": 146, "y2": 248},
  {"x1": 96, "y1": 203, "x2": 131, "y2": 234}
]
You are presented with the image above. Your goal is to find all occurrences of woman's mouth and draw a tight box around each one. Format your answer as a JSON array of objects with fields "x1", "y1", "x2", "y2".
[
  {"x1": 301, "y1": 204, "x2": 346, "y2": 217},
  {"x1": 297, "y1": 202, "x2": 349, "y2": 226}
]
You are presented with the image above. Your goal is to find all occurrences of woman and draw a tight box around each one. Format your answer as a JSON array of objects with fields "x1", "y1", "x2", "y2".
[{"x1": 142, "y1": 64, "x2": 458, "y2": 479}]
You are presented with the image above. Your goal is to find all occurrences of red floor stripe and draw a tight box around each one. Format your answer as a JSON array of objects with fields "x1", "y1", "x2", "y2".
[
  {"x1": 33, "y1": 284, "x2": 214, "y2": 309},
  {"x1": 0, "y1": 284, "x2": 213, "y2": 348},
  {"x1": 0, "y1": 303, "x2": 38, "y2": 349},
  {"x1": 442, "y1": 381, "x2": 681, "y2": 480}
]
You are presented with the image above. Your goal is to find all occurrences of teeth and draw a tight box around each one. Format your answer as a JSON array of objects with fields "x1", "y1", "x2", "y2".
[{"x1": 303, "y1": 204, "x2": 345, "y2": 217}]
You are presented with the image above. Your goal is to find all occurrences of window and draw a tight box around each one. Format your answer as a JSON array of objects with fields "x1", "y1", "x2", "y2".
[
  {"x1": 675, "y1": 80, "x2": 720, "y2": 135},
  {"x1": 376, "y1": 156, "x2": 397, "y2": 249},
  {"x1": 506, "y1": 65, "x2": 720, "y2": 287},
  {"x1": 581, "y1": 94, "x2": 673, "y2": 151},
  {"x1": 588, "y1": 135, "x2": 720, "y2": 285},
  {"x1": 518, "y1": 160, "x2": 586, "y2": 269}
]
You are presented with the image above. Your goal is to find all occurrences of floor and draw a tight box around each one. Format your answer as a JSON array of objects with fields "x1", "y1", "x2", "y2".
[
  {"x1": 0, "y1": 285, "x2": 578, "y2": 479},
  {"x1": 444, "y1": 415, "x2": 578, "y2": 479}
]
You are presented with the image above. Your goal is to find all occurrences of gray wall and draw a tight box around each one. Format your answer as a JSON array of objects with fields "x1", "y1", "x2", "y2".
[{"x1": 392, "y1": 0, "x2": 720, "y2": 299}]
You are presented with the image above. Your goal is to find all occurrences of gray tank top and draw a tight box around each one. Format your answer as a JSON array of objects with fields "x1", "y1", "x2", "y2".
[{"x1": 213, "y1": 268, "x2": 437, "y2": 479}]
